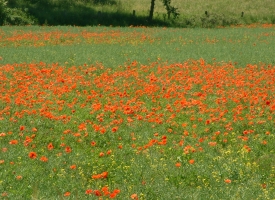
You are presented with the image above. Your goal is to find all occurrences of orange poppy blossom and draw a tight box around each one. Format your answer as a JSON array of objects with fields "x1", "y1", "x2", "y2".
[
  {"x1": 175, "y1": 162, "x2": 181, "y2": 167},
  {"x1": 28, "y1": 152, "x2": 37, "y2": 159},
  {"x1": 224, "y1": 179, "x2": 232, "y2": 184},
  {"x1": 92, "y1": 171, "x2": 108, "y2": 179},
  {"x1": 189, "y1": 159, "x2": 195, "y2": 164}
]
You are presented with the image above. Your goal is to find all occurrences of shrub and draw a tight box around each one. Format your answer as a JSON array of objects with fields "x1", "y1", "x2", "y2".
[
  {"x1": 0, "y1": 0, "x2": 8, "y2": 24},
  {"x1": 0, "y1": 0, "x2": 37, "y2": 25},
  {"x1": 3, "y1": 7, "x2": 37, "y2": 25},
  {"x1": 201, "y1": 13, "x2": 239, "y2": 28}
]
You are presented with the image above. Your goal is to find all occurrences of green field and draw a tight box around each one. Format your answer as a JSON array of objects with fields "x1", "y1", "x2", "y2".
[
  {"x1": 1, "y1": 25, "x2": 275, "y2": 66},
  {"x1": 0, "y1": 24, "x2": 275, "y2": 199}
]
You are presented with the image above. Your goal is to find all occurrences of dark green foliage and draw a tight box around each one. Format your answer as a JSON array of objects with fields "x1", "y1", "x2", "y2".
[
  {"x1": 149, "y1": 0, "x2": 179, "y2": 21},
  {"x1": 92, "y1": 0, "x2": 117, "y2": 5},
  {"x1": 161, "y1": 0, "x2": 179, "y2": 19},
  {"x1": 0, "y1": 0, "x2": 8, "y2": 24},
  {"x1": 0, "y1": 0, "x2": 37, "y2": 25},
  {"x1": 2, "y1": 0, "x2": 275, "y2": 27},
  {"x1": 3, "y1": 7, "x2": 37, "y2": 25},
  {"x1": 201, "y1": 13, "x2": 238, "y2": 28},
  {"x1": 6, "y1": 0, "x2": 170, "y2": 26}
]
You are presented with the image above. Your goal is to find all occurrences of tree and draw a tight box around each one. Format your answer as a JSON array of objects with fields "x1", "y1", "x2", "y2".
[
  {"x1": 0, "y1": 0, "x2": 8, "y2": 24},
  {"x1": 148, "y1": 0, "x2": 179, "y2": 21},
  {"x1": 0, "y1": 0, "x2": 37, "y2": 25},
  {"x1": 161, "y1": 0, "x2": 179, "y2": 19}
]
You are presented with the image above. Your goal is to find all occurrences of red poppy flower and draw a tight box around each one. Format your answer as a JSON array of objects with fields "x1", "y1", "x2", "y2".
[
  {"x1": 85, "y1": 189, "x2": 93, "y2": 194},
  {"x1": 47, "y1": 143, "x2": 54, "y2": 150},
  {"x1": 29, "y1": 152, "x2": 37, "y2": 159},
  {"x1": 40, "y1": 156, "x2": 48, "y2": 162}
]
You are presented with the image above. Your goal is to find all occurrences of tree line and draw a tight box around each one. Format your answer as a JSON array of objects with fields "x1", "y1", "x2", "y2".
[{"x1": 0, "y1": 0, "x2": 179, "y2": 25}]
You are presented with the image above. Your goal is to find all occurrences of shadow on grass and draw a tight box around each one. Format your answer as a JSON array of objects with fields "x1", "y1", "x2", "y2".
[{"x1": 9, "y1": 1, "x2": 170, "y2": 27}]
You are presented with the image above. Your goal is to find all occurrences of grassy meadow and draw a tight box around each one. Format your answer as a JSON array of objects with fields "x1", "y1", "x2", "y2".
[
  {"x1": 0, "y1": 24, "x2": 275, "y2": 199},
  {"x1": 111, "y1": 0, "x2": 275, "y2": 21}
]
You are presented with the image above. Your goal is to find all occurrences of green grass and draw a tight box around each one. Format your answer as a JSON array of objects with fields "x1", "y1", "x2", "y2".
[
  {"x1": 0, "y1": 25, "x2": 275, "y2": 199},
  {"x1": 1, "y1": 25, "x2": 275, "y2": 67},
  {"x1": 119, "y1": 0, "x2": 275, "y2": 18}
]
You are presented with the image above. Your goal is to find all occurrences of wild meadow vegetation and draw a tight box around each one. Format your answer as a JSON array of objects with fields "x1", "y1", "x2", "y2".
[
  {"x1": 1, "y1": 1, "x2": 275, "y2": 199},
  {"x1": 0, "y1": 24, "x2": 275, "y2": 199},
  {"x1": 1, "y1": 0, "x2": 275, "y2": 27}
]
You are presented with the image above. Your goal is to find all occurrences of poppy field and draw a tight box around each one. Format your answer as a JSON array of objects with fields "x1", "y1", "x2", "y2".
[{"x1": 0, "y1": 25, "x2": 275, "y2": 199}]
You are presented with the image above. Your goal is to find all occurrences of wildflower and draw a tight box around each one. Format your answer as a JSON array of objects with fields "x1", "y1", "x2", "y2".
[
  {"x1": 70, "y1": 165, "x2": 76, "y2": 169},
  {"x1": 78, "y1": 123, "x2": 86, "y2": 131},
  {"x1": 208, "y1": 142, "x2": 217, "y2": 146},
  {"x1": 73, "y1": 133, "x2": 81, "y2": 137},
  {"x1": 262, "y1": 140, "x2": 267, "y2": 145},
  {"x1": 65, "y1": 146, "x2": 72, "y2": 153},
  {"x1": 182, "y1": 123, "x2": 187, "y2": 127},
  {"x1": 101, "y1": 171, "x2": 108, "y2": 178},
  {"x1": 40, "y1": 156, "x2": 48, "y2": 162},
  {"x1": 85, "y1": 189, "x2": 93, "y2": 194},
  {"x1": 113, "y1": 189, "x2": 120, "y2": 194},
  {"x1": 99, "y1": 152, "x2": 104, "y2": 157},
  {"x1": 47, "y1": 143, "x2": 54, "y2": 150},
  {"x1": 92, "y1": 171, "x2": 108, "y2": 179},
  {"x1": 92, "y1": 174, "x2": 101, "y2": 179},
  {"x1": 175, "y1": 162, "x2": 181, "y2": 167},
  {"x1": 16, "y1": 175, "x2": 22, "y2": 180},
  {"x1": 243, "y1": 145, "x2": 251, "y2": 152},
  {"x1": 131, "y1": 193, "x2": 138, "y2": 200},
  {"x1": 60, "y1": 142, "x2": 66, "y2": 147},
  {"x1": 189, "y1": 159, "x2": 195, "y2": 164},
  {"x1": 100, "y1": 128, "x2": 106, "y2": 134},
  {"x1": 29, "y1": 152, "x2": 37, "y2": 159},
  {"x1": 94, "y1": 190, "x2": 102, "y2": 196},
  {"x1": 224, "y1": 179, "x2": 231, "y2": 183},
  {"x1": 1, "y1": 192, "x2": 8, "y2": 197},
  {"x1": 9, "y1": 140, "x2": 18, "y2": 145},
  {"x1": 112, "y1": 127, "x2": 118, "y2": 133},
  {"x1": 101, "y1": 186, "x2": 110, "y2": 196},
  {"x1": 91, "y1": 141, "x2": 96, "y2": 146},
  {"x1": 110, "y1": 192, "x2": 118, "y2": 198},
  {"x1": 64, "y1": 192, "x2": 70, "y2": 196},
  {"x1": 63, "y1": 129, "x2": 71, "y2": 134},
  {"x1": 20, "y1": 126, "x2": 25, "y2": 131},
  {"x1": 0, "y1": 133, "x2": 6, "y2": 137}
]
